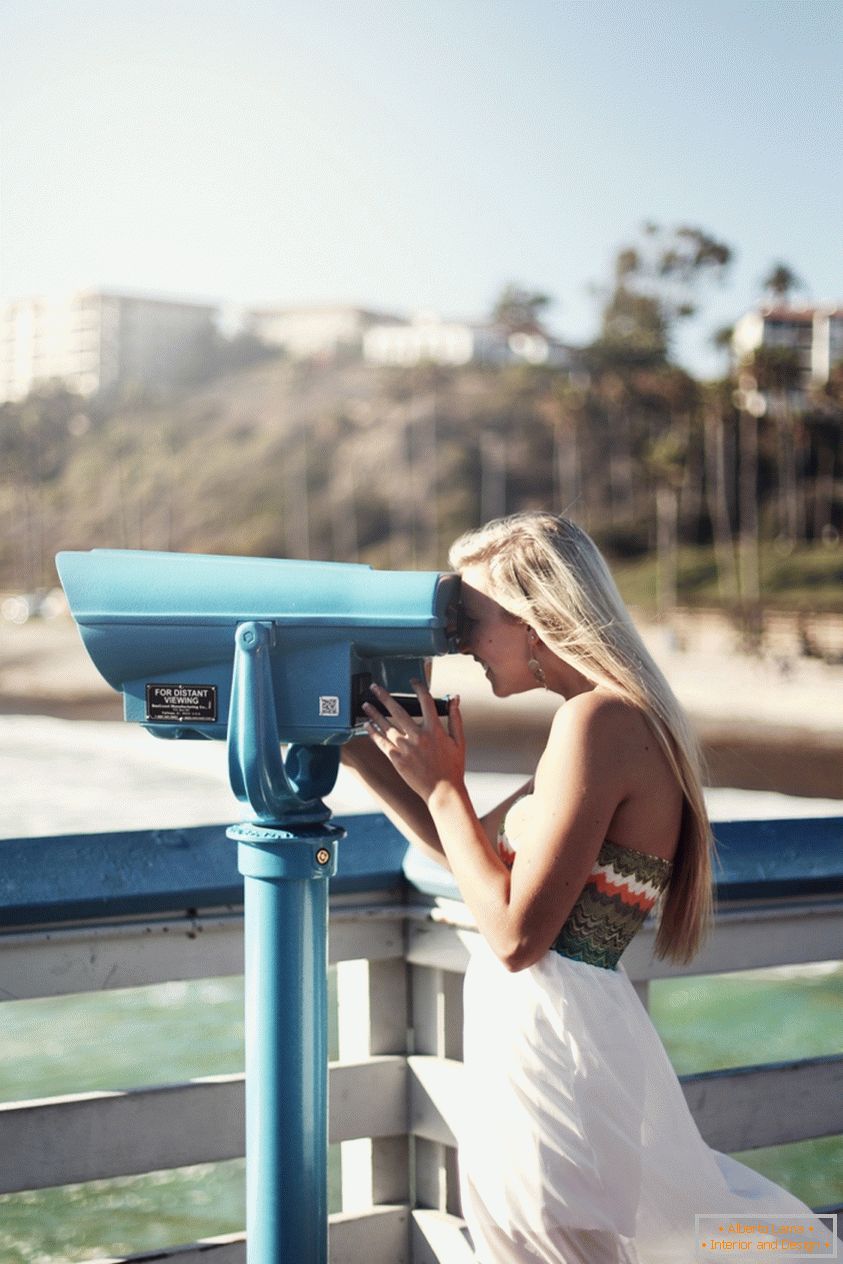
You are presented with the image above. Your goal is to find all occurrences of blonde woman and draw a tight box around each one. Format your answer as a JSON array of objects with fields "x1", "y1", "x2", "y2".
[{"x1": 342, "y1": 512, "x2": 825, "y2": 1263}]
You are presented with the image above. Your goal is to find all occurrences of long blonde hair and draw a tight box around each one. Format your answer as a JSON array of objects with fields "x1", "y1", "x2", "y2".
[{"x1": 449, "y1": 511, "x2": 716, "y2": 966}]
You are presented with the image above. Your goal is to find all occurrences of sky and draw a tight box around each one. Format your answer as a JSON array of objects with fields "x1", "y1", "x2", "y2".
[{"x1": 1, "y1": 0, "x2": 841, "y2": 377}]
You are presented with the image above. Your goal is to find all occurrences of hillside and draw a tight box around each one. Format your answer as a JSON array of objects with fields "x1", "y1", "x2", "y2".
[
  {"x1": 1, "y1": 356, "x2": 561, "y2": 585},
  {"x1": 2, "y1": 354, "x2": 842, "y2": 614}
]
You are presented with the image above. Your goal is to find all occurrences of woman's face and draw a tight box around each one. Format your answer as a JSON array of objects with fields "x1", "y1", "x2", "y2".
[{"x1": 458, "y1": 564, "x2": 535, "y2": 696}]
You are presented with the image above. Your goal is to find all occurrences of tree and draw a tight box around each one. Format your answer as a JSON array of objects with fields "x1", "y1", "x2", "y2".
[
  {"x1": 0, "y1": 385, "x2": 94, "y2": 587},
  {"x1": 490, "y1": 284, "x2": 553, "y2": 334},
  {"x1": 541, "y1": 377, "x2": 587, "y2": 519},
  {"x1": 594, "y1": 286, "x2": 669, "y2": 367},
  {"x1": 735, "y1": 385, "x2": 765, "y2": 604},
  {"x1": 711, "y1": 324, "x2": 735, "y2": 375},
  {"x1": 805, "y1": 368, "x2": 843, "y2": 542},
  {"x1": 643, "y1": 423, "x2": 688, "y2": 617},
  {"x1": 583, "y1": 227, "x2": 732, "y2": 594},
  {"x1": 701, "y1": 380, "x2": 739, "y2": 603},
  {"x1": 589, "y1": 223, "x2": 733, "y2": 369},
  {"x1": 750, "y1": 345, "x2": 805, "y2": 544},
  {"x1": 761, "y1": 263, "x2": 805, "y2": 304}
]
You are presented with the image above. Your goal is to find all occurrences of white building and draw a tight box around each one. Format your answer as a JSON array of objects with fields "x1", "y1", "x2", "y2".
[
  {"x1": 244, "y1": 305, "x2": 402, "y2": 360},
  {"x1": 0, "y1": 290, "x2": 217, "y2": 402},
  {"x1": 732, "y1": 305, "x2": 843, "y2": 389},
  {"x1": 363, "y1": 312, "x2": 572, "y2": 368}
]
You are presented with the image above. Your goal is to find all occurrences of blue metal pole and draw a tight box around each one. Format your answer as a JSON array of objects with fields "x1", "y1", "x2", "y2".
[
  {"x1": 233, "y1": 823, "x2": 340, "y2": 1264},
  {"x1": 226, "y1": 620, "x2": 345, "y2": 1264}
]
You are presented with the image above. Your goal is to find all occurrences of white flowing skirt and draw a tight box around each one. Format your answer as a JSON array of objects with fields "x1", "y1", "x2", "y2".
[{"x1": 459, "y1": 938, "x2": 830, "y2": 1264}]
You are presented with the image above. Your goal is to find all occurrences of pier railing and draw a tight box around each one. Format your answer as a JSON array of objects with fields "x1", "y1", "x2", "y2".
[{"x1": 0, "y1": 814, "x2": 841, "y2": 1262}]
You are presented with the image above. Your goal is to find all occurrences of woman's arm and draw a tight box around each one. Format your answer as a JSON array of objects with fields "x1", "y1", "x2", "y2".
[
  {"x1": 478, "y1": 777, "x2": 534, "y2": 847},
  {"x1": 342, "y1": 727, "x2": 532, "y2": 871},
  {"x1": 340, "y1": 735, "x2": 452, "y2": 869},
  {"x1": 363, "y1": 682, "x2": 630, "y2": 972}
]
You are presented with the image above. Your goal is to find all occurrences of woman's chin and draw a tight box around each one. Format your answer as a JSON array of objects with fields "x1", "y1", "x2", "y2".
[
  {"x1": 482, "y1": 669, "x2": 501, "y2": 695},
  {"x1": 489, "y1": 676, "x2": 540, "y2": 699},
  {"x1": 481, "y1": 667, "x2": 520, "y2": 697}
]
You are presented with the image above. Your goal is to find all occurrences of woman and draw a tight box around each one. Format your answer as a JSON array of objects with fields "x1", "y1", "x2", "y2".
[{"x1": 342, "y1": 512, "x2": 826, "y2": 1263}]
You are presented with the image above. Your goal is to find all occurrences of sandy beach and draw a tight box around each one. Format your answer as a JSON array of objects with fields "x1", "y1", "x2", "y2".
[{"x1": 1, "y1": 610, "x2": 841, "y2": 820}]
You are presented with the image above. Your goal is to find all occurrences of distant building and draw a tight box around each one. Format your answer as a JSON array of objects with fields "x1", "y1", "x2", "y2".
[
  {"x1": 732, "y1": 305, "x2": 843, "y2": 390},
  {"x1": 0, "y1": 290, "x2": 217, "y2": 403},
  {"x1": 244, "y1": 304, "x2": 402, "y2": 360},
  {"x1": 363, "y1": 312, "x2": 572, "y2": 368}
]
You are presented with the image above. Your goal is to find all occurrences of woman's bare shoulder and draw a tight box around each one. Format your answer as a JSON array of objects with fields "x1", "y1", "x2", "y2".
[
  {"x1": 548, "y1": 688, "x2": 642, "y2": 743},
  {"x1": 545, "y1": 690, "x2": 666, "y2": 783},
  {"x1": 539, "y1": 690, "x2": 681, "y2": 860}
]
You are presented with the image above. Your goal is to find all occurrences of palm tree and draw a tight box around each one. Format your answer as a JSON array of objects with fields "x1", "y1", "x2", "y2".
[
  {"x1": 711, "y1": 324, "x2": 735, "y2": 375},
  {"x1": 643, "y1": 415, "x2": 691, "y2": 618},
  {"x1": 546, "y1": 378, "x2": 586, "y2": 518},
  {"x1": 736, "y1": 383, "x2": 765, "y2": 604},
  {"x1": 701, "y1": 380, "x2": 739, "y2": 603},
  {"x1": 751, "y1": 345, "x2": 805, "y2": 544},
  {"x1": 591, "y1": 369, "x2": 636, "y2": 526},
  {"x1": 805, "y1": 368, "x2": 843, "y2": 542},
  {"x1": 761, "y1": 263, "x2": 805, "y2": 305}
]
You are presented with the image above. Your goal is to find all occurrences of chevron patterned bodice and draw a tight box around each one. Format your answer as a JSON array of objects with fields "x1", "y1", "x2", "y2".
[{"x1": 497, "y1": 795, "x2": 674, "y2": 971}]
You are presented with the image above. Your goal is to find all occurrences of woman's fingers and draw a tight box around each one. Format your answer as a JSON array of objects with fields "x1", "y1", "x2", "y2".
[
  {"x1": 362, "y1": 681, "x2": 466, "y2": 799},
  {"x1": 447, "y1": 694, "x2": 464, "y2": 748},
  {"x1": 361, "y1": 706, "x2": 387, "y2": 737},
  {"x1": 363, "y1": 686, "x2": 420, "y2": 752},
  {"x1": 364, "y1": 722, "x2": 394, "y2": 758},
  {"x1": 362, "y1": 706, "x2": 400, "y2": 745},
  {"x1": 410, "y1": 677, "x2": 439, "y2": 727},
  {"x1": 368, "y1": 684, "x2": 415, "y2": 732}
]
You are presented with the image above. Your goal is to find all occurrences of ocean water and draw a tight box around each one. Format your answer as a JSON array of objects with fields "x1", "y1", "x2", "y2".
[
  {"x1": 0, "y1": 964, "x2": 841, "y2": 1262},
  {"x1": 0, "y1": 718, "x2": 840, "y2": 1261}
]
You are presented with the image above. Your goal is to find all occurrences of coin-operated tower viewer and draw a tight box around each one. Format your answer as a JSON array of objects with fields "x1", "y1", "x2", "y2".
[{"x1": 57, "y1": 547, "x2": 463, "y2": 1264}]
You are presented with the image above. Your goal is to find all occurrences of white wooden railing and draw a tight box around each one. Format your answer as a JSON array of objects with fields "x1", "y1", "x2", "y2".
[{"x1": 0, "y1": 814, "x2": 841, "y2": 1262}]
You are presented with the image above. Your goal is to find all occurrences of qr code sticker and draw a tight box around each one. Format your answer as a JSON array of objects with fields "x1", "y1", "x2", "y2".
[{"x1": 319, "y1": 696, "x2": 340, "y2": 717}]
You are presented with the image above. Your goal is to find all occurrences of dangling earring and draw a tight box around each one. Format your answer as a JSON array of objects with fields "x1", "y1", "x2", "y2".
[{"x1": 527, "y1": 631, "x2": 548, "y2": 689}]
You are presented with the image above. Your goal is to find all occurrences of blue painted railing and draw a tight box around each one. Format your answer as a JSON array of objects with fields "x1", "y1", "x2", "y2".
[
  {"x1": 0, "y1": 813, "x2": 408, "y2": 927},
  {"x1": 3, "y1": 814, "x2": 842, "y2": 926},
  {"x1": 0, "y1": 813, "x2": 841, "y2": 1262}
]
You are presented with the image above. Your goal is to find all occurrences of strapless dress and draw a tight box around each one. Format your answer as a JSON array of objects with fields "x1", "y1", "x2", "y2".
[{"x1": 457, "y1": 794, "x2": 828, "y2": 1263}]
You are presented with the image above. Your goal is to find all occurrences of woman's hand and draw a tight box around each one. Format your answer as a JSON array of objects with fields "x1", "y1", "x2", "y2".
[{"x1": 362, "y1": 680, "x2": 465, "y2": 804}]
